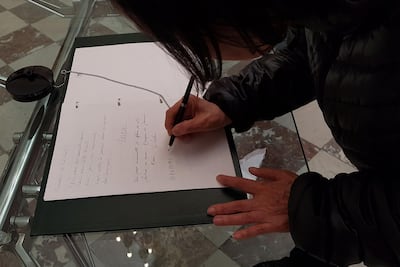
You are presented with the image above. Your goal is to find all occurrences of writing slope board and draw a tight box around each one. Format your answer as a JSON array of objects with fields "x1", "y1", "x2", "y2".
[{"x1": 31, "y1": 33, "x2": 244, "y2": 236}]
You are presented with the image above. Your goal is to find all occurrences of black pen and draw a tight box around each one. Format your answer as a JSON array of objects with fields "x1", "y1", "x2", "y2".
[{"x1": 168, "y1": 76, "x2": 195, "y2": 148}]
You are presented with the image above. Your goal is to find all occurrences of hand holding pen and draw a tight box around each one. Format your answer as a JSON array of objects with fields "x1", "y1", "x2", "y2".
[
  {"x1": 168, "y1": 76, "x2": 195, "y2": 148},
  {"x1": 165, "y1": 78, "x2": 233, "y2": 148}
]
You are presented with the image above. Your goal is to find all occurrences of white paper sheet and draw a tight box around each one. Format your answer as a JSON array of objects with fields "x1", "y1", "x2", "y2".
[{"x1": 44, "y1": 42, "x2": 237, "y2": 201}]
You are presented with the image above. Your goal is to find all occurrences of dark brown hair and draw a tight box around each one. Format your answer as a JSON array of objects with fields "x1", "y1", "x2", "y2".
[{"x1": 112, "y1": 0, "x2": 287, "y2": 86}]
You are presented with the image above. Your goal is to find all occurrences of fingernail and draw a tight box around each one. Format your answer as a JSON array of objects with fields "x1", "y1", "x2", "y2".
[
  {"x1": 233, "y1": 232, "x2": 242, "y2": 239},
  {"x1": 213, "y1": 216, "x2": 222, "y2": 224},
  {"x1": 216, "y1": 175, "x2": 224, "y2": 182},
  {"x1": 207, "y1": 207, "x2": 216, "y2": 215}
]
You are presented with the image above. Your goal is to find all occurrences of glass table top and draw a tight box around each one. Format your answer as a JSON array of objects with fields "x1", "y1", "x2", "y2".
[{"x1": 0, "y1": 1, "x2": 308, "y2": 266}]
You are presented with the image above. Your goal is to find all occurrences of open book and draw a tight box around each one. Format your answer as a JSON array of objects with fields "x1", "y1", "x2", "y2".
[{"x1": 43, "y1": 41, "x2": 238, "y2": 201}]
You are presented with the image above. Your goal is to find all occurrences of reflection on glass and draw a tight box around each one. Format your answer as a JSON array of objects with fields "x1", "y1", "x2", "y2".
[{"x1": 116, "y1": 236, "x2": 122, "y2": 242}]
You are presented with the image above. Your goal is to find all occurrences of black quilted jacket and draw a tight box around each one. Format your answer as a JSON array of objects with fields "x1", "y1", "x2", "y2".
[{"x1": 204, "y1": 1, "x2": 400, "y2": 266}]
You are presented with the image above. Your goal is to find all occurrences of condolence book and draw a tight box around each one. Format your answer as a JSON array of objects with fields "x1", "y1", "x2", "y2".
[{"x1": 31, "y1": 33, "x2": 244, "y2": 236}]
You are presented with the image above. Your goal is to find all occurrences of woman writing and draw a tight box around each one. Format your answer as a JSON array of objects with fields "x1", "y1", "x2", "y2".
[{"x1": 112, "y1": 1, "x2": 400, "y2": 266}]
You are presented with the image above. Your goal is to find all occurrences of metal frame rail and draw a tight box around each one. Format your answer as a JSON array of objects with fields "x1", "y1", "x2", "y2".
[{"x1": 0, "y1": 1, "x2": 96, "y2": 265}]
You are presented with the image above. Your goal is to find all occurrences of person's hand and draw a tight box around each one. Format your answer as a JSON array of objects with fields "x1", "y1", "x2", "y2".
[
  {"x1": 207, "y1": 167, "x2": 297, "y2": 239},
  {"x1": 165, "y1": 95, "x2": 232, "y2": 136}
]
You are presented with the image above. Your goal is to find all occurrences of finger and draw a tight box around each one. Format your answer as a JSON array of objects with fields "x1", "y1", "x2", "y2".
[
  {"x1": 174, "y1": 133, "x2": 193, "y2": 143},
  {"x1": 171, "y1": 118, "x2": 202, "y2": 136},
  {"x1": 172, "y1": 118, "x2": 200, "y2": 136},
  {"x1": 172, "y1": 116, "x2": 214, "y2": 136},
  {"x1": 207, "y1": 199, "x2": 255, "y2": 216},
  {"x1": 165, "y1": 100, "x2": 182, "y2": 134},
  {"x1": 165, "y1": 95, "x2": 198, "y2": 134},
  {"x1": 233, "y1": 223, "x2": 286, "y2": 239},
  {"x1": 213, "y1": 211, "x2": 265, "y2": 226},
  {"x1": 216, "y1": 175, "x2": 263, "y2": 194}
]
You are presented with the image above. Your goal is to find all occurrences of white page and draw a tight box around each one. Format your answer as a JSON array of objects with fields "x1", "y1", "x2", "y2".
[
  {"x1": 63, "y1": 43, "x2": 190, "y2": 107},
  {"x1": 44, "y1": 42, "x2": 237, "y2": 201}
]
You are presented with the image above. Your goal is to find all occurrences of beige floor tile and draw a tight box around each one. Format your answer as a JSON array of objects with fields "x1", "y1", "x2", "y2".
[
  {"x1": 0, "y1": 11, "x2": 27, "y2": 38},
  {"x1": 221, "y1": 60, "x2": 240, "y2": 76},
  {"x1": 223, "y1": 60, "x2": 252, "y2": 76},
  {"x1": 293, "y1": 100, "x2": 333, "y2": 148},
  {"x1": 274, "y1": 112, "x2": 296, "y2": 132},
  {"x1": 98, "y1": 16, "x2": 138, "y2": 34},
  {"x1": 10, "y1": 2, "x2": 52, "y2": 24},
  {"x1": 57, "y1": 0, "x2": 73, "y2": 7},
  {"x1": 0, "y1": 154, "x2": 9, "y2": 176},
  {"x1": 0, "y1": 88, "x2": 12, "y2": 105},
  {"x1": 9, "y1": 43, "x2": 61, "y2": 71},
  {"x1": 201, "y1": 250, "x2": 240, "y2": 267},
  {"x1": 196, "y1": 224, "x2": 241, "y2": 247},
  {"x1": 0, "y1": 0, "x2": 25, "y2": 9},
  {"x1": 308, "y1": 150, "x2": 357, "y2": 178},
  {"x1": 32, "y1": 15, "x2": 71, "y2": 42},
  {"x1": 296, "y1": 164, "x2": 309, "y2": 175},
  {"x1": 0, "y1": 65, "x2": 14, "y2": 78},
  {"x1": 84, "y1": 232, "x2": 106, "y2": 245},
  {"x1": 350, "y1": 263, "x2": 367, "y2": 267},
  {"x1": 0, "y1": 100, "x2": 36, "y2": 151}
]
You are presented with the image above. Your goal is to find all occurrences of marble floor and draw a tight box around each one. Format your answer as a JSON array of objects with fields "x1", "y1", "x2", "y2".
[{"x1": 0, "y1": 1, "x2": 362, "y2": 266}]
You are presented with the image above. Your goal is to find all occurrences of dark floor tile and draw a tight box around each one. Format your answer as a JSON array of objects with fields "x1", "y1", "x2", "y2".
[
  {"x1": 322, "y1": 138, "x2": 341, "y2": 156},
  {"x1": 92, "y1": 1, "x2": 119, "y2": 18},
  {"x1": 0, "y1": 25, "x2": 53, "y2": 64},
  {"x1": 322, "y1": 138, "x2": 354, "y2": 166},
  {"x1": 10, "y1": 2, "x2": 51, "y2": 24},
  {"x1": 0, "y1": 251, "x2": 20, "y2": 267},
  {"x1": 90, "y1": 227, "x2": 217, "y2": 267},
  {"x1": 30, "y1": 235, "x2": 75, "y2": 266},
  {"x1": 301, "y1": 138, "x2": 321, "y2": 161},
  {"x1": 233, "y1": 120, "x2": 319, "y2": 173}
]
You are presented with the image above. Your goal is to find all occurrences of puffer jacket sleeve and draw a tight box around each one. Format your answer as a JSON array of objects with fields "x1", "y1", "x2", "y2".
[
  {"x1": 203, "y1": 27, "x2": 315, "y2": 132},
  {"x1": 289, "y1": 171, "x2": 400, "y2": 266}
]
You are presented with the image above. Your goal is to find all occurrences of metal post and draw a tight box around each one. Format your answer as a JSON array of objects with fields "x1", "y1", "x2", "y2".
[
  {"x1": 0, "y1": 101, "x2": 45, "y2": 234},
  {"x1": 0, "y1": 0, "x2": 96, "y2": 233},
  {"x1": 28, "y1": 0, "x2": 74, "y2": 18},
  {"x1": 52, "y1": 0, "x2": 96, "y2": 79},
  {"x1": 0, "y1": 76, "x2": 6, "y2": 89}
]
